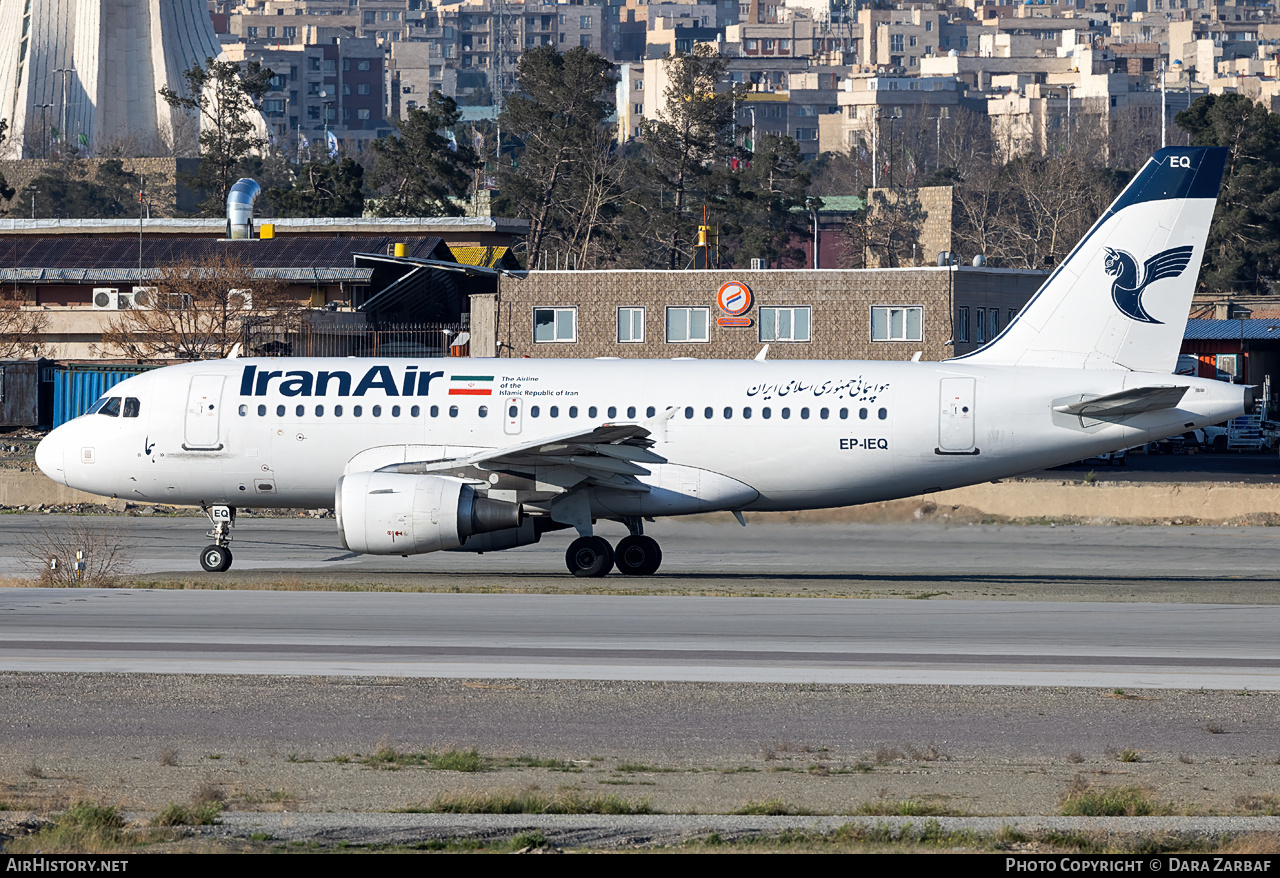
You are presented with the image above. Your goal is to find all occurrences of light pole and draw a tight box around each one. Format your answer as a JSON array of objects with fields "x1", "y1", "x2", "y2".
[
  {"x1": 53, "y1": 67, "x2": 73, "y2": 154},
  {"x1": 319, "y1": 90, "x2": 334, "y2": 157},
  {"x1": 35, "y1": 103, "x2": 53, "y2": 158}
]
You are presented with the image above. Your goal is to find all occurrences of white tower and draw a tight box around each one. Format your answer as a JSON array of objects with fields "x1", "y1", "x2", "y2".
[{"x1": 0, "y1": 0, "x2": 223, "y2": 157}]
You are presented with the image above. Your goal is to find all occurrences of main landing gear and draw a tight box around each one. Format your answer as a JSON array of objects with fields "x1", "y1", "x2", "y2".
[
  {"x1": 564, "y1": 518, "x2": 662, "y2": 578},
  {"x1": 199, "y1": 504, "x2": 235, "y2": 572}
]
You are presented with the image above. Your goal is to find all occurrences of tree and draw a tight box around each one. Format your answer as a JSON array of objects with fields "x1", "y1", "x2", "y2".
[
  {"x1": 639, "y1": 46, "x2": 741, "y2": 269},
  {"x1": 370, "y1": 92, "x2": 478, "y2": 217},
  {"x1": 16, "y1": 160, "x2": 138, "y2": 219},
  {"x1": 1176, "y1": 93, "x2": 1280, "y2": 294},
  {"x1": 100, "y1": 252, "x2": 295, "y2": 360},
  {"x1": 267, "y1": 156, "x2": 366, "y2": 218},
  {"x1": 159, "y1": 59, "x2": 273, "y2": 217},
  {"x1": 721, "y1": 133, "x2": 810, "y2": 267},
  {"x1": 0, "y1": 288, "x2": 47, "y2": 358},
  {"x1": 496, "y1": 46, "x2": 618, "y2": 269}
]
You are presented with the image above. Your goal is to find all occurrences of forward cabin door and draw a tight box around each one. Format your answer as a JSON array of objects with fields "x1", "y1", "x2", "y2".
[
  {"x1": 938, "y1": 377, "x2": 977, "y2": 454},
  {"x1": 184, "y1": 375, "x2": 225, "y2": 450}
]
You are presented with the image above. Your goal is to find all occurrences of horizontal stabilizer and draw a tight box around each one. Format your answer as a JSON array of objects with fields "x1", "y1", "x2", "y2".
[{"x1": 1053, "y1": 385, "x2": 1188, "y2": 418}]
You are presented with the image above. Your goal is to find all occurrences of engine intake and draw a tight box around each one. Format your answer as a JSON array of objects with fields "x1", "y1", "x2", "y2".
[{"x1": 336, "y1": 472, "x2": 522, "y2": 555}]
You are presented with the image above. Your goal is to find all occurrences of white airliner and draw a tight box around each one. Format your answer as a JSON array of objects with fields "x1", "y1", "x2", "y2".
[{"x1": 36, "y1": 147, "x2": 1249, "y2": 576}]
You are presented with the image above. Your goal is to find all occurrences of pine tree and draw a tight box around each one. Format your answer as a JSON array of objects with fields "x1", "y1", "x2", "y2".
[
  {"x1": 160, "y1": 59, "x2": 273, "y2": 217},
  {"x1": 496, "y1": 46, "x2": 617, "y2": 269},
  {"x1": 268, "y1": 157, "x2": 365, "y2": 218},
  {"x1": 370, "y1": 92, "x2": 478, "y2": 217},
  {"x1": 1176, "y1": 93, "x2": 1280, "y2": 295}
]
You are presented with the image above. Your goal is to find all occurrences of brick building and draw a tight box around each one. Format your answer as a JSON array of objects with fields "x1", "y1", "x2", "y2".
[{"x1": 470, "y1": 266, "x2": 1048, "y2": 361}]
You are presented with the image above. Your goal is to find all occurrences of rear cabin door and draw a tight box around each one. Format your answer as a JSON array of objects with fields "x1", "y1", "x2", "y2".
[{"x1": 938, "y1": 377, "x2": 977, "y2": 453}]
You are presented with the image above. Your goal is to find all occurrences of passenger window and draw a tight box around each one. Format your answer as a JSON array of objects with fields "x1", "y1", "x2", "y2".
[
  {"x1": 372, "y1": 405, "x2": 382, "y2": 417},
  {"x1": 296, "y1": 405, "x2": 305, "y2": 417},
  {"x1": 762, "y1": 407, "x2": 771, "y2": 419},
  {"x1": 607, "y1": 406, "x2": 617, "y2": 418},
  {"x1": 704, "y1": 407, "x2": 713, "y2": 419},
  {"x1": 449, "y1": 405, "x2": 458, "y2": 418},
  {"x1": 531, "y1": 405, "x2": 540, "y2": 417},
  {"x1": 550, "y1": 406, "x2": 559, "y2": 417},
  {"x1": 316, "y1": 405, "x2": 324, "y2": 416},
  {"x1": 392, "y1": 405, "x2": 401, "y2": 417},
  {"x1": 723, "y1": 407, "x2": 732, "y2": 419},
  {"x1": 429, "y1": 405, "x2": 438, "y2": 417},
  {"x1": 685, "y1": 406, "x2": 694, "y2": 419},
  {"x1": 878, "y1": 407, "x2": 888, "y2": 420},
  {"x1": 820, "y1": 408, "x2": 829, "y2": 420},
  {"x1": 479, "y1": 406, "x2": 488, "y2": 417},
  {"x1": 410, "y1": 406, "x2": 420, "y2": 417},
  {"x1": 100, "y1": 397, "x2": 121, "y2": 417},
  {"x1": 276, "y1": 405, "x2": 285, "y2": 417},
  {"x1": 588, "y1": 406, "x2": 597, "y2": 418},
  {"x1": 781, "y1": 408, "x2": 790, "y2": 419},
  {"x1": 335, "y1": 405, "x2": 344, "y2": 416},
  {"x1": 743, "y1": 407, "x2": 752, "y2": 419},
  {"x1": 353, "y1": 405, "x2": 363, "y2": 417},
  {"x1": 840, "y1": 408, "x2": 848, "y2": 419},
  {"x1": 508, "y1": 404, "x2": 518, "y2": 418},
  {"x1": 627, "y1": 406, "x2": 636, "y2": 418},
  {"x1": 123, "y1": 398, "x2": 141, "y2": 418},
  {"x1": 257, "y1": 404, "x2": 266, "y2": 417},
  {"x1": 238, "y1": 404, "x2": 247, "y2": 417},
  {"x1": 569, "y1": 406, "x2": 578, "y2": 418},
  {"x1": 801, "y1": 407, "x2": 809, "y2": 419},
  {"x1": 646, "y1": 406, "x2": 655, "y2": 418},
  {"x1": 859, "y1": 408, "x2": 868, "y2": 420}
]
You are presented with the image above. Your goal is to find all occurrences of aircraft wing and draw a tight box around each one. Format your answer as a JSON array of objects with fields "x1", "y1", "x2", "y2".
[
  {"x1": 1052, "y1": 386, "x2": 1189, "y2": 418},
  {"x1": 377, "y1": 423, "x2": 668, "y2": 492}
]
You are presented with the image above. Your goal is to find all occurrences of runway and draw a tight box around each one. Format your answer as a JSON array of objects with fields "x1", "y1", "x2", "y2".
[{"x1": 4, "y1": 588, "x2": 1280, "y2": 688}]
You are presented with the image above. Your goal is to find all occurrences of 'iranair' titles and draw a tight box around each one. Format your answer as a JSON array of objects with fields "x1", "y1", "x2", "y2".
[{"x1": 238, "y1": 365, "x2": 446, "y2": 397}]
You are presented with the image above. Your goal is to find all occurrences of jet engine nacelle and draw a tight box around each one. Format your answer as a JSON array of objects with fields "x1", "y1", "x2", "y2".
[{"x1": 336, "y1": 472, "x2": 522, "y2": 555}]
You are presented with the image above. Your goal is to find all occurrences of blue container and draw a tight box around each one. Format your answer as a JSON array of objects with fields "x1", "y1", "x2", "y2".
[{"x1": 51, "y1": 365, "x2": 159, "y2": 429}]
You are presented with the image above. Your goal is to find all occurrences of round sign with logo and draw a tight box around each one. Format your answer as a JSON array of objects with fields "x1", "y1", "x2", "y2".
[{"x1": 717, "y1": 280, "x2": 753, "y2": 316}]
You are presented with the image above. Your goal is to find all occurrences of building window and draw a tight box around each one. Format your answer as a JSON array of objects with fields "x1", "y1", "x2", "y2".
[
  {"x1": 358, "y1": 108, "x2": 371, "y2": 120},
  {"x1": 988, "y1": 309, "x2": 1000, "y2": 342},
  {"x1": 618, "y1": 307, "x2": 645, "y2": 343},
  {"x1": 358, "y1": 59, "x2": 372, "y2": 71},
  {"x1": 358, "y1": 83, "x2": 371, "y2": 95},
  {"x1": 976, "y1": 308, "x2": 986, "y2": 344},
  {"x1": 759, "y1": 307, "x2": 811, "y2": 342},
  {"x1": 534, "y1": 307, "x2": 576, "y2": 343},
  {"x1": 283, "y1": 26, "x2": 297, "y2": 39},
  {"x1": 666, "y1": 307, "x2": 709, "y2": 343},
  {"x1": 580, "y1": 15, "x2": 592, "y2": 27},
  {"x1": 871, "y1": 306, "x2": 922, "y2": 342},
  {"x1": 956, "y1": 307, "x2": 969, "y2": 343}
]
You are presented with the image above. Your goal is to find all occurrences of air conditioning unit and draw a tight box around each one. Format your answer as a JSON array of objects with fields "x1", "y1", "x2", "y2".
[
  {"x1": 130, "y1": 286, "x2": 158, "y2": 310},
  {"x1": 229, "y1": 288, "x2": 253, "y2": 310},
  {"x1": 92, "y1": 288, "x2": 120, "y2": 310}
]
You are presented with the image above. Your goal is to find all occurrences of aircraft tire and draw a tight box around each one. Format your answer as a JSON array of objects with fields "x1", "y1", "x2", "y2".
[
  {"x1": 200, "y1": 545, "x2": 232, "y2": 573},
  {"x1": 614, "y1": 535, "x2": 661, "y2": 576},
  {"x1": 566, "y1": 536, "x2": 614, "y2": 578}
]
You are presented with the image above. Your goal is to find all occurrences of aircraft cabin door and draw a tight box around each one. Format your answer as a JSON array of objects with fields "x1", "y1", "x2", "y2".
[
  {"x1": 184, "y1": 375, "x2": 226, "y2": 450},
  {"x1": 504, "y1": 397, "x2": 523, "y2": 435},
  {"x1": 938, "y1": 377, "x2": 977, "y2": 454}
]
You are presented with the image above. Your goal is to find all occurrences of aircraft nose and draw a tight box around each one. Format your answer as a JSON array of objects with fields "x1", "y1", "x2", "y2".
[{"x1": 35, "y1": 430, "x2": 66, "y2": 486}]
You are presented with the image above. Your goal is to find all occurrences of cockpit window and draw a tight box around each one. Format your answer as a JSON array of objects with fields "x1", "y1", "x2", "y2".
[
  {"x1": 85, "y1": 398, "x2": 107, "y2": 415},
  {"x1": 98, "y1": 397, "x2": 121, "y2": 417},
  {"x1": 123, "y1": 397, "x2": 141, "y2": 418}
]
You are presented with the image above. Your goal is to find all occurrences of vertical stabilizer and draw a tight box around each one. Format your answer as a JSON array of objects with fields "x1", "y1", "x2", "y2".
[{"x1": 949, "y1": 147, "x2": 1227, "y2": 372}]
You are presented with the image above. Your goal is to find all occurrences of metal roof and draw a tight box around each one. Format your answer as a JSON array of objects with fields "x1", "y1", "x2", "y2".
[
  {"x1": 1184, "y1": 318, "x2": 1280, "y2": 340},
  {"x1": 0, "y1": 267, "x2": 373, "y2": 282}
]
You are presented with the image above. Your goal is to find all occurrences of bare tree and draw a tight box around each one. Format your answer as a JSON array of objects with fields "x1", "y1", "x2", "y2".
[
  {"x1": 100, "y1": 252, "x2": 298, "y2": 360},
  {"x1": 0, "y1": 288, "x2": 47, "y2": 358}
]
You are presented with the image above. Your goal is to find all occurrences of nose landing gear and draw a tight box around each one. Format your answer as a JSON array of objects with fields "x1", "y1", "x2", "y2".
[{"x1": 199, "y1": 504, "x2": 235, "y2": 572}]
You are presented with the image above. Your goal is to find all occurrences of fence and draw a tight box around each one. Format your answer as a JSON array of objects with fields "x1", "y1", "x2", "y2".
[{"x1": 243, "y1": 321, "x2": 468, "y2": 359}]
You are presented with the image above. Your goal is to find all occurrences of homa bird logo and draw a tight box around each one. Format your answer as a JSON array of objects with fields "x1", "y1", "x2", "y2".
[{"x1": 1104, "y1": 244, "x2": 1196, "y2": 325}]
